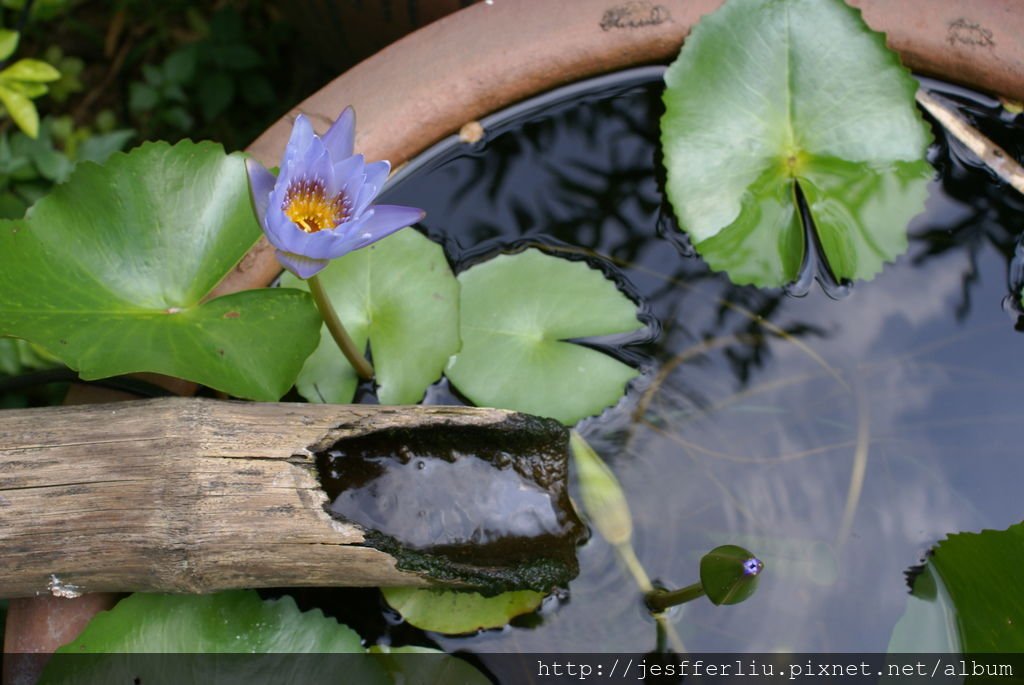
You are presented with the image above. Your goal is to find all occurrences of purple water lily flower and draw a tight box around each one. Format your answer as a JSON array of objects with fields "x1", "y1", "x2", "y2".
[{"x1": 246, "y1": 107, "x2": 425, "y2": 279}]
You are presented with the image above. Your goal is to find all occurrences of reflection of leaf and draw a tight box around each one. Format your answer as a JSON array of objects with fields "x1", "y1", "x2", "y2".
[
  {"x1": 661, "y1": 0, "x2": 932, "y2": 286},
  {"x1": 0, "y1": 141, "x2": 321, "y2": 400},
  {"x1": 888, "y1": 563, "x2": 959, "y2": 653},
  {"x1": 903, "y1": 523, "x2": 1024, "y2": 652},
  {"x1": 382, "y1": 587, "x2": 545, "y2": 635},
  {"x1": 446, "y1": 249, "x2": 643, "y2": 425},
  {"x1": 284, "y1": 229, "x2": 460, "y2": 405}
]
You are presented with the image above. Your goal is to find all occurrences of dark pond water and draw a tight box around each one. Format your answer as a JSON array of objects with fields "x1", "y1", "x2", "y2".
[{"x1": 304, "y1": 67, "x2": 1024, "y2": 655}]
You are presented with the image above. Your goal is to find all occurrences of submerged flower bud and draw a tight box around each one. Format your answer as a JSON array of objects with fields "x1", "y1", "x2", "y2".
[{"x1": 246, "y1": 107, "x2": 425, "y2": 279}]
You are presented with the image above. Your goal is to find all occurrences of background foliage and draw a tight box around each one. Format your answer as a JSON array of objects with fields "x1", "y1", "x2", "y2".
[{"x1": 0, "y1": 0, "x2": 342, "y2": 403}]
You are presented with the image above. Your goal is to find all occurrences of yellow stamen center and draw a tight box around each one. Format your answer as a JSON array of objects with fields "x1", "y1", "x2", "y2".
[{"x1": 283, "y1": 178, "x2": 349, "y2": 233}]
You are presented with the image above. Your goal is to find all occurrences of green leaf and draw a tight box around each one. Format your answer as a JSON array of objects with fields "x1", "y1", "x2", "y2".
[
  {"x1": 128, "y1": 82, "x2": 157, "y2": 112},
  {"x1": 283, "y1": 229, "x2": 460, "y2": 405},
  {"x1": 74, "y1": 129, "x2": 135, "y2": 165},
  {"x1": 163, "y1": 47, "x2": 198, "y2": 85},
  {"x1": 0, "y1": 83, "x2": 38, "y2": 137},
  {"x1": 210, "y1": 44, "x2": 262, "y2": 70},
  {"x1": 198, "y1": 71, "x2": 235, "y2": 121},
  {"x1": 0, "y1": 337, "x2": 60, "y2": 375},
  {"x1": 0, "y1": 191, "x2": 26, "y2": 218},
  {"x1": 570, "y1": 430, "x2": 632, "y2": 546},
  {"x1": 162, "y1": 105, "x2": 193, "y2": 130},
  {"x1": 12, "y1": 124, "x2": 73, "y2": 182},
  {"x1": 55, "y1": 591, "x2": 364, "y2": 653},
  {"x1": 40, "y1": 591, "x2": 384, "y2": 685},
  {"x1": 901, "y1": 523, "x2": 1024, "y2": 651},
  {"x1": 381, "y1": 587, "x2": 545, "y2": 635},
  {"x1": 0, "y1": 140, "x2": 321, "y2": 400},
  {"x1": 446, "y1": 249, "x2": 643, "y2": 425},
  {"x1": 0, "y1": 58, "x2": 60, "y2": 82},
  {"x1": 3, "y1": 80, "x2": 47, "y2": 98},
  {"x1": 0, "y1": 29, "x2": 19, "y2": 61},
  {"x1": 661, "y1": 0, "x2": 932, "y2": 286}
]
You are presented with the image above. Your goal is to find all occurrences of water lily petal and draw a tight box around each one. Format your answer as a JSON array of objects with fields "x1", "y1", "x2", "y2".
[
  {"x1": 275, "y1": 250, "x2": 329, "y2": 279},
  {"x1": 353, "y1": 160, "x2": 390, "y2": 214},
  {"x1": 302, "y1": 143, "x2": 335, "y2": 190},
  {"x1": 330, "y1": 153, "x2": 365, "y2": 197},
  {"x1": 264, "y1": 213, "x2": 339, "y2": 260},
  {"x1": 362, "y1": 160, "x2": 390, "y2": 194},
  {"x1": 344, "y1": 204, "x2": 425, "y2": 251},
  {"x1": 322, "y1": 106, "x2": 355, "y2": 160},
  {"x1": 244, "y1": 158, "x2": 275, "y2": 227},
  {"x1": 281, "y1": 114, "x2": 315, "y2": 171}
]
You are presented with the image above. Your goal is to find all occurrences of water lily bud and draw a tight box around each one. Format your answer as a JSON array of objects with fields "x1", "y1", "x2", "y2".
[
  {"x1": 699, "y1": 544, "x2": 764, "y2": 606},
  {"x1": 569, "y1": 430, "x2": 632, "y2": 547}
]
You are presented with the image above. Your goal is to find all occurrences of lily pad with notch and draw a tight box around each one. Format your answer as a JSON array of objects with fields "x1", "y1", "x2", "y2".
[
  {"x1": 282, "y1": 228, "x2": 460, "y2": 405},
  {"x1": 445, "y1": 248, "x2": 645, "y2": 425},
  {"x1": 660, "y1": 0, "x2": 933, "y2": 287},
  {"x1": 891, "y1": 522, "x2": 1024, "y2": 652},
  {"x1": 0, "y1": 140, "x2": 321, "y2": 401},
  {"x1": 381, "y1": 587, "x2": 546, "y2": 635}
]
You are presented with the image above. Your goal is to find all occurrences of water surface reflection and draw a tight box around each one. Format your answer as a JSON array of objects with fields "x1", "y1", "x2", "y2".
[{"x1": 381, "y1": 71, "x2": 1023, "y2": 652}]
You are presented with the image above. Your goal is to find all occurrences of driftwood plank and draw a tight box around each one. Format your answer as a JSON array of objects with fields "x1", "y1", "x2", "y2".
[{"x1": 0, "y1": 397, "x2": 557, "y2": 599}]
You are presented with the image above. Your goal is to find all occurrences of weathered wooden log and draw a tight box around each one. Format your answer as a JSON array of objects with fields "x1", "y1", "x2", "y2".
[{"x1": 0, "y1": 398, "x2": 578, "y2": 599}]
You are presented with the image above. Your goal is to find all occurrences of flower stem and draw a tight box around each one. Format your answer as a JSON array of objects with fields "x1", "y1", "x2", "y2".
[
  {"x1": 308, "y1": 274, "x2": 374, "y2": 381},
  {"x1": 645, "y1": 582, "x2": 706, "y2": 613}
]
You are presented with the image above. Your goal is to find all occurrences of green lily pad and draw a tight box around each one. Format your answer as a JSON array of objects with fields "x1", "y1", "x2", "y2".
[
  {"x1": 0, "y1": 140, "x2": 321, "y2": 400},
  {"x1": 382, "y1": 587, "x2": 545, "y2": 635},
  {"x1": 446, "y1": 249, "x2": 643, "y2": 425},
  {"x1": 901, "y1": 523, "x2": 1024, "y2": 652},
  {"x1": 54, "y1": 591, "x2": 363, "y2": 653},
  {"x1": 40, "y1": 591, "x2": 386, "y2": 685},
  {"x1": 661, "y1": 0, "x2": 932, "y2": 286},
  {"x1": 282, "y1": 228, "x2": 460, "y2": 405}
]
